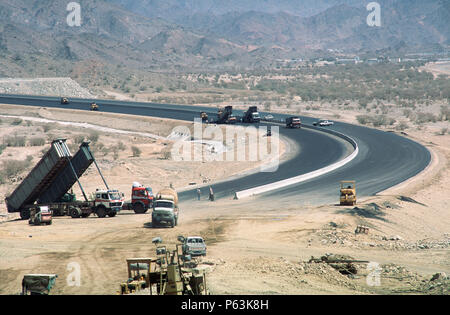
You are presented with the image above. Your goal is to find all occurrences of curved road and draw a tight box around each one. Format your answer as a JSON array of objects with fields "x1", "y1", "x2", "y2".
[{"x1": 0, "y1": 94, "x2": 431, "y2": 205}]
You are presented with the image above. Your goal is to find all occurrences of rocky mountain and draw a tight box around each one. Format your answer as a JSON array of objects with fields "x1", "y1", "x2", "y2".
[
  {"x1": 0, "y1": 0, "x2": 448, "y2": 75},
  {"x1": 111, "y1": 0, "x2": 450, "y2": 52}
]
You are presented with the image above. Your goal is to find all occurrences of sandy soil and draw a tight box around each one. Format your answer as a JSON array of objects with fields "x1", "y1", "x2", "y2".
[{"x1": 0, "y1": 102, "x2": 449, "y2": 295}]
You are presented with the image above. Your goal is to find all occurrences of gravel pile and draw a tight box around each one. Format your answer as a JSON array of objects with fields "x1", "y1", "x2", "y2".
[{"x1": 0, "y1": 77, "x2": 92, "y2": 98}]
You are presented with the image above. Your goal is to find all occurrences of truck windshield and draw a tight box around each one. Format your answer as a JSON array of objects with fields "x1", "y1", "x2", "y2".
[
  {"x1": 154, "y1": 201, "x2": 174, "y2": 208},
  {"x1": 109, "y1": 192, "x2": 121, "y2": 200}
]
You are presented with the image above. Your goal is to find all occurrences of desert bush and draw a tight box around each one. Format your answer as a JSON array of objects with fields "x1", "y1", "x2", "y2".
[
  {"x1": 74, "y1": 135, "x2": 86, "y2": 144},
  {"x1": 1, "y1": 159, "x2": 31, "y2": 178},
  {"x1": 42, "y1": 125, "x2": 53, "y2": 132},
  {"x1": 415, "y1": 113, "x2": 437, "y2": 124},
  {"x1": 3, "y1": 135, "x2": 26, "y2": 147},
  {"x1": 440, "y1": 106, "x2": 450, "y2": 121},
  {"x1": 131, "y1": 146, "x2": 141, "y2": 157},
  {"x1": 395, "y1": 121, "x2": 409, "y2": 131},
  {"x1": 356, "y1": 115, "x2": 370, "y2": 125},
  {"x1": 29, "y1": 137, "x2": 46, "y2": 146},
  {"x1": 10, "y1": 118, "x2": 23, "y2": 125},
  {"x1": 88, "y1": 131, "x2": 99, "y2": 143}
]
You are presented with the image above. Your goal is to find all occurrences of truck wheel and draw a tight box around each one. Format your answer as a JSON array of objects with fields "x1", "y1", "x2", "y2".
[
  {"x1": 70, "y1": 207, "x2": 81, "y2": 219},
  {"x1": 170, "y1": 218, "x2": 175, "y2": 228},
  {"x1": 20, "y1": 209, "x2": 30, "y2": 220},
  {"x1": 96, "y1": 206, "x2": 107, "y2": 218},
  {"x1": 133, "y1": 203, "x2": 147, "y2": 214},
  {"x1": 108, "y1": 211, "x2": 116, "y2": 217}
]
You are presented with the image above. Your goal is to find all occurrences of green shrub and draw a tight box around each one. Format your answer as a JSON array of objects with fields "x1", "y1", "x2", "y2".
[
  {"x1": 131, "y1": 146, "x2": 141, "y2": 157},
  {"x1": 29, "y1": 137, "x2": 46, "y2": 146}
]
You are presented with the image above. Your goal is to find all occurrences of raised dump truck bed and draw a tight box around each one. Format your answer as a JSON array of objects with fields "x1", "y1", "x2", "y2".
[
  {"x1": 5, "y1": 139, "x2": 72, "y2": 219},
  {"x1": 38, "y1": 142, "x2": 94, "y2": 204}
]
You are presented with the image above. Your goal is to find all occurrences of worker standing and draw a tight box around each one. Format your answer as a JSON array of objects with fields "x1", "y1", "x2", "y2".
[
  {"x1": 209, "y1": 186, "x2": 214, "y2": 201},
  {"x1": 197, "y1": 188, "x2": 201, "y2": 201}
]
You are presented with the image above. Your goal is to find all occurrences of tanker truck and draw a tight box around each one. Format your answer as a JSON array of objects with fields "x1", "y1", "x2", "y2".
[{"x1": 151, "y1": 187, "x2": 179, "y2": 228}]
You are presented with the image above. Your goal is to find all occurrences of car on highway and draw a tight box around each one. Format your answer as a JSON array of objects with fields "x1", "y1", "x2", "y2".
[
  {"x1": 313, "y1": 119, "x2": 334, "y2": 126},
  {"x1": 264, "y1": 114, "x2": 274, "y2": 120},
  {"x1": 182, "y1": 236, "x2": 207, "y2": 257},
  {"x1": 60, "y1": 97, "x2": 69, "y2": 104}
]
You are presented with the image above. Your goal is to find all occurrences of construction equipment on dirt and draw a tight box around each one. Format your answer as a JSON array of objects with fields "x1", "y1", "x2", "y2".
[
  {"x1": 119, "y1": 237, "x2": 209, "y2": 295},
  {"x1": 309, "y1": 254, "x2": 369, "y2": 275},
  {"x1": 90, "y1": 102, "x2": 99, "y2": 111},
  {"x1": 285, "y1": 116, "x2": 302, "y2": 128},
  {"x1": 28, "y1": 206, "x2": 52, "y2": 225},
  {"x1": 5, "y1": 139, "x2": 123, "y2": 220},
  {"x1": 200, "y1": 111, "x2": 209, "y2": 123},
  {"x1": 122, "y1": 182, "x2": 154, "y2": 214},
  {"x1": 60, "y1": 97, "x2": 69, "y2": 104},
  {"x1": 340, "y1": 180, "x2": 357, "y2": 206},
  {"x1": 355, "y1": 225, "x2": 369, "y2": 234},
  {"x1": 152, "y1": 187, "x2": 179, "y2": 228},
  {"x1": 242, "y1": 106, "x2": 261, "y2": 123},
  {"x1": 22, "y1": 274, "x2": 57, "y2": 295}
]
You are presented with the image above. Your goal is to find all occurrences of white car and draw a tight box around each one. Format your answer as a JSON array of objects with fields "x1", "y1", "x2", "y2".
[
  {"x1": 313, "y1": 120, "x2": 334, "y2": 126},
  {"x1": 264, "y1": 114, "x2": 274, "y2": 120}
]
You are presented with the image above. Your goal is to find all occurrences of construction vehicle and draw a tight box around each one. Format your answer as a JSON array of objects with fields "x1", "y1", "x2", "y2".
[
  {"x1": 242, "y1": 106, "x2": 261, "y2": 123},
  {"x1": 5, "y1": 139, "x2": 122, "y2": 220},
  {"x1": 28, "y1": 206, "x2": 52, "y2": 225},
  {"x1": 60, "y1": 97, "x2": 69, "y2": 104},
  {"x1": 200, "y1": 111, "x2": 208, "y2": 123},
  {"x1": 22, "y1": 274, "x2": 57, "y2": 295},
  {"x1": 340, "y1": 180, "x2": 356, "y2": 206},
  {"x1": 214, "y1": 105, "x2": 235, "y2": 124},
  {"x1": 90, "y1": 102, "x2": 99, "y2": 111},
  {"x1": 286, "y1": 116, "x2": 302, "y2": 128},
  {"x1": 152, "y1": 187, "x2": 179, "y2": 228},
  {"x1": 122, "y1": 182, "x2": 154, "y2": 214},
  {"x1": 119, "y1": 237, "x2": 208, "y2": 295}
]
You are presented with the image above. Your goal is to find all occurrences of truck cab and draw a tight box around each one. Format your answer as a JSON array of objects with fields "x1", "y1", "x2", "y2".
[
  {"x1": 131, "y1": 185, "x2": 154, "y2": 214},
  {"x1": 286, "y1": 117, "x2": 302, "y2": 128},
  {"x1": 152, "y1": 199, "x2": 178, "y2": 228},
  {"x1": 29, "y1": 206, "x2": 52, "y2": 225},
  {"x1": 94, "y1": 189, "x2": 123, "y2": 217}
]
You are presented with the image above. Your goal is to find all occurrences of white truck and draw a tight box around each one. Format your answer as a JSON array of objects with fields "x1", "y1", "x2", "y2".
[{"x1": 151, "y1": 188, "x2": 179, "y2": 228}]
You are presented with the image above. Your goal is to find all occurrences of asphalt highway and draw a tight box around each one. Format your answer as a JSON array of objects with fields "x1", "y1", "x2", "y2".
[{"x1": 0, "y1": 94, "x2": 431, "y2": 205}]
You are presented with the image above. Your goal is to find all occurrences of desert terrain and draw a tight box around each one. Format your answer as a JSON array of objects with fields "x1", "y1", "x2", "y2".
[{"x1": 0, "y1": 97, "x2": 448, "y2": 295}]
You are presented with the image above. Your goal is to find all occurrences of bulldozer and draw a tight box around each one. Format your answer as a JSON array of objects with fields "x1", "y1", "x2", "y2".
[
  {"x1": 340, "y1": 181, "x2": 356, "y2": 206},
  {"x1": 119, "y1": 236, "x2": 209, "y2": 295}
]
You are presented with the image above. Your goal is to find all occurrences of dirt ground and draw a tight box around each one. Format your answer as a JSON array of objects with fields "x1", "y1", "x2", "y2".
[{"x1": 0, "y1": 102, "x2": 449, "y2": 295}]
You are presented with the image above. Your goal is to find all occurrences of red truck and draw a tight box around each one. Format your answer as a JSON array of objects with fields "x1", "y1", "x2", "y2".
[{"x1": 122, "y1": 182, "x2": 154, "y2": 214}]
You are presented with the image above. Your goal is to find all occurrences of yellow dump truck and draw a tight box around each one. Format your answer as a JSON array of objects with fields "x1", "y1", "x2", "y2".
[{"x1": 340, "y1": 181, "x2": 356, "y2": 206}]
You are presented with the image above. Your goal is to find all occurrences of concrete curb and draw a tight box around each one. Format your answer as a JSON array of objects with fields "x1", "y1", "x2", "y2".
[{"x1": 234, "y1": 125, "x2": 359, "y2": 199}]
